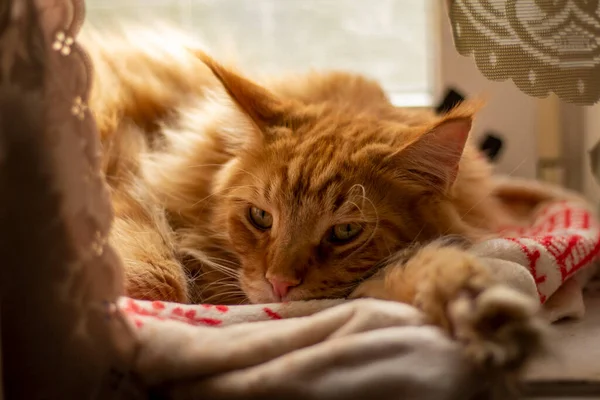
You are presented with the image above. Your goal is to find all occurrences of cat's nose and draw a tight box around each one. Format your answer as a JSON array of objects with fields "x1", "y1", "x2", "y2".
[{"x1": 268, "y1": 277, "x2": 299, "y2": 299}]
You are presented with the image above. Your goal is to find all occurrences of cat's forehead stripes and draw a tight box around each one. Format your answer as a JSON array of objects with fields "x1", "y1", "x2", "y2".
[
  {"x1": 262, "y1": 168, "x2": 372, "y2": 226},
  {"x1": 251, "y1": 129, "x2": 389, "y2": 221}
]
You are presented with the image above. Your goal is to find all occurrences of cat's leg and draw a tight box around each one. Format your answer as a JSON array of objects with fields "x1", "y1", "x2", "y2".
[
  {"x1": 351, "y1": 242, "x2": 545, "y2": 371},
  {"x1": 110, "y1": 186, "x2": 189, "y2": 303}
]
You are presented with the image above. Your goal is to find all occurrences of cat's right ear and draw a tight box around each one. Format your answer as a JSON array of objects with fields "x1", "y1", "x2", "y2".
[{"x1": 192, "y1": 50, "x2": 292, "y2": 138}]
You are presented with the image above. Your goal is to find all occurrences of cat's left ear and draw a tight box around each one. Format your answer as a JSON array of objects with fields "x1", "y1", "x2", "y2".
[
  {"x1": 392, "y1": 100, "x2": 483, "y2": 191},
  {"x1": 395, "y1": 116, "x2": 472, "y2": 191},
  {"x1": 193, "y1": 50, "x2": 292, "y2": 136}
]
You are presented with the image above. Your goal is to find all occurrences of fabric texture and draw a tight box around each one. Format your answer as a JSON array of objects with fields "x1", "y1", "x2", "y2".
[
  {"x1": 526, "y1": 275, "x2": 600, "y2": 382},
  {"x1": 475, "y1": 187, "x2": 600, "y2": 321},
  {"x1": 127, "y1": 299, "x2": 494, "y2": 400},
  {"x1": 447, "y1": 1, "x2": 600, "y2": 105}
]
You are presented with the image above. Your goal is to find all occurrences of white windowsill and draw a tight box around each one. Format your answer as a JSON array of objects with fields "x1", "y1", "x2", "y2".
[{"x1": 388, "y1": 92, "x2": 433, "y2": 108}]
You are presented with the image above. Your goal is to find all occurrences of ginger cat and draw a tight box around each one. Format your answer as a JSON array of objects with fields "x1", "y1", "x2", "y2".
[{"x1": 84, "y1": 26, "x2": 543, "y2": 370}]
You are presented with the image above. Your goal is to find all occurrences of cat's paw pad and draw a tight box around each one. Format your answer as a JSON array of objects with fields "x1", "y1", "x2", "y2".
[
  {"x1": 448, "y1": 285, "x2": 545, "y2": 371},
  {"x1": 410, "y1": 247, "x2": 493, "y2": 331}
]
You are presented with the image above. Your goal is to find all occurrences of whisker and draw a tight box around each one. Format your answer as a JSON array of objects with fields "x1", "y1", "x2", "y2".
[
  {"x1": 342, "y1": 190, "x2": 379, "y2": 262},
  {"x1": 405, "y1": 225, "x2": 425, "y2": 251},
  {"x1": 182, "y1": 248, "x2": 241, "y2": 279},
  {"x1": 199, "y1": 278, "x2": 240, "y2": 295},
  {"x1": 346, "y1": 200, "x2": 367, "y2": 221},
  {"x1": 202, "y1": 290, "x2": 246, "y2": 304}
]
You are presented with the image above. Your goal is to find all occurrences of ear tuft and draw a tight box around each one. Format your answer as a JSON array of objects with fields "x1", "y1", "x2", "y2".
[{"x1": 191, "y1": 49, "x2": 289, "y2": 133}]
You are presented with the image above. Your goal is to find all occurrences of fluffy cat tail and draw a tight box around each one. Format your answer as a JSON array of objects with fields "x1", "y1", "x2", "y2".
[{"x1": 81, "y1": 22, "x2": 239, "y2": 187}]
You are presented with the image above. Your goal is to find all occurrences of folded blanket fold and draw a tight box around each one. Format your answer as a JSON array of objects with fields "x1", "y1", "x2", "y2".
[{"x1": 129, "y1": 299, "x2": 493, "y2": 400}]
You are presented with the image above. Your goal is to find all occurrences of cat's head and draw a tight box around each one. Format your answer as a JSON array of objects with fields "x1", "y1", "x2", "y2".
[{"x1": 199, "y1": 53, "x2": 479, "y2": 304}]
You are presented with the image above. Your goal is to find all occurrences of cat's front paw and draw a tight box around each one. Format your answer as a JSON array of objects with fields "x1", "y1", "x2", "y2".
[
  {"x1": 448, "y1": 285, "x2": 545, "y2": 371},
  {"x1": 409, "y1": 246, "x2": 492, "y2": 331},
  {"x1": 408, "y1": 246, "x2": 545, "y2": 371}
]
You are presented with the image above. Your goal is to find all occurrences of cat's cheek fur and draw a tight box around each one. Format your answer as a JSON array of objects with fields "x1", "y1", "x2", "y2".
[
  {"x1": 226, "y1": 213, "x2": 278, "y2": 302},
  {"x1": 227, "y1": 212, "x2": 261, "y2": 256},
  {"x1": 240, "y1": 267, "x2": 276, "y2": 303}
]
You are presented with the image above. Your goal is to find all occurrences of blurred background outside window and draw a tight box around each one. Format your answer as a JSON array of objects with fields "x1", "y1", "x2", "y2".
[{"x1": 86, "y1": 0, "x2": 436, "y2": 108}]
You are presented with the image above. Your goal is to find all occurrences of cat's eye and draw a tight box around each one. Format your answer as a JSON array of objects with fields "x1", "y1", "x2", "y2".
[
  {"x1": 248, "y1": 206, "x2": 273, "y2": 230},
  {"x1": 329, "y1": 222, "x2": 363, "y2": 244}
]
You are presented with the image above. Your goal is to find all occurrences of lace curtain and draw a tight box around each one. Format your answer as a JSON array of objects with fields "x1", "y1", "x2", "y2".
[{"x1": 447, "y1": 0, "x2": 600, "y2": 105}]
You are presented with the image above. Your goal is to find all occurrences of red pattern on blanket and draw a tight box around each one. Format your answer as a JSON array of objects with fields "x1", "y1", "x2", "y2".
[
  {"x1": 496, "y1": 200, "x2": 600, "y2": 303},
  {"x1": 119, "y1": 297, "x2": 304, "y2": 329}
]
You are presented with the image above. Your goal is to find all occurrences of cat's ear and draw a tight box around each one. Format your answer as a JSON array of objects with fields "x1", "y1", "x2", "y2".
[
  {"x1": 194, "y1": 50, "x2": 290, "y2": 134},
  {"x1": 394, "y1": 116, "x2": 473, "y2": 191},
  {"x1": 392, "y1": 100, "x2": 484, "y2": 191}
]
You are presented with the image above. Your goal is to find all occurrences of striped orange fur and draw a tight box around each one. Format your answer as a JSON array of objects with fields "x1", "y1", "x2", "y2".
[{"x1": 84, "y1": 26, "x2": 517, "y2": 305}]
